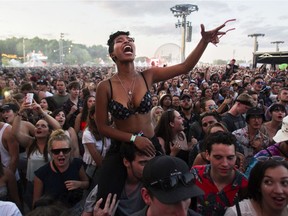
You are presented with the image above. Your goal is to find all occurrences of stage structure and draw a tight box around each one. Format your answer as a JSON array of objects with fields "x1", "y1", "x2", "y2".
[{"x1": 170, "y1": 4, "x2": 198, "y2": 62}]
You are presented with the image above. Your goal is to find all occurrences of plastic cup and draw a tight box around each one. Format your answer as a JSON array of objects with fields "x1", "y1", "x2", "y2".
[{"x1": 26, "y1": 93, "x2": 34, "y2": 105}]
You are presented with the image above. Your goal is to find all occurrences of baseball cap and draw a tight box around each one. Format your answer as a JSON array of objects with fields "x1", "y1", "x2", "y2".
[
  {"x1": 235, "y1": 93, "x2": 256, "y2": 107},
  {"x1": 273, "y1": 115, "x2": 288, "y2": 143},
  {"x1": 142, "y1": 155, "x2": 204, "y2": 204},
  {"x1": 0, "y1": 103, "x2": 19, "y2": 112},
  {"x1": 37, "y1": 80, "x2": 48, "y2": 85},
  {"x1": 180, "y1": 94, "x2": 191, "y2": 100}
]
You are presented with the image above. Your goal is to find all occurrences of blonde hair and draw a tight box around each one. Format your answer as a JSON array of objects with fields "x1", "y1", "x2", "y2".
[
  {"x1": 207, "y1": 122, "x2": 228, "y2": 134},
  {"x1": 48, "y1": 129, "x2": 71, "y2": 152}
]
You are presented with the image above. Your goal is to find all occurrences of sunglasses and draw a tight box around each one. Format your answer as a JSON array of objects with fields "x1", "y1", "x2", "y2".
[
  {"x1": 181, "y1": 98, "x2": 191, "y2": 102},
  {"x1": 51, "y1": 147, "x2": 71, "y2": 155},
  {"x1": 202, "y1": 121, "x2": 217, "y2": 127},
  {"x1": 208, "y1": 104, "x2": 218, "y2": 111},
  {"x1": 255, "y1": 81, "x2": 264, "y2": 85},
  {"x1": 149, "y1": 172, "x2": 194, "y2": 191},
  {"x1": 256, "y1": 156, "x2": 285, "y2": 162}
]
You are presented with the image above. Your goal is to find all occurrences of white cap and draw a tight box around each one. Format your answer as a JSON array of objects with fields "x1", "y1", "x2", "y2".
[{"x1": 273, "y1": 115, "x2": 288, "y2": 143}]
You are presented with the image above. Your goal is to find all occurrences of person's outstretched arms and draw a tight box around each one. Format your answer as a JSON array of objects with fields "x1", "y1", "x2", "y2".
[{"x1": 147, "y1": 19, "x2": 236, "y2": 83}]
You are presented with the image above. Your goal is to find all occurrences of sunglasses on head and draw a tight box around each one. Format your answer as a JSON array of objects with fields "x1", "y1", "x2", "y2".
[
  {"x1": 149, "y1": 172, "x2": 194, "y2": 191},
  {"x1": 51, "y1": 147, "x2": 71, "y2": 155},
  {"x1": 256, "y1": 155, "x2": 285, "y2": 162}
]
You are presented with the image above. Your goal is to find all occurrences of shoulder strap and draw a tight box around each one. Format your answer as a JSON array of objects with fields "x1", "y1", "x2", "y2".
[
  {"x1": 108, "y1": 79, "x2": 113, "y2": 99},
  {"x1": 235, "y1": 198, "x2": 242, "y2": 216},
  {"x1": 0, "y1": 123, "x2": 9, "y2": 135},
  {"x1": 265, "y1": 148, "x2": 273, "y2": 156},
  {"x1": 140, "y1": 73, "x2": 149, "y2": 91}
]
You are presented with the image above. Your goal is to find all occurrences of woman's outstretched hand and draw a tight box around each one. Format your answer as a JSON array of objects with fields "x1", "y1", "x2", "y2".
[{"x1": 201, "y1": 19, "x2": 236, "y2": 45}]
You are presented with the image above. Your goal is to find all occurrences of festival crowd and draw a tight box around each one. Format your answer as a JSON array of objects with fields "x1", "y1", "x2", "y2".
[{"x1": 0, "y1": 25, "x2": 288, "y2": 216}]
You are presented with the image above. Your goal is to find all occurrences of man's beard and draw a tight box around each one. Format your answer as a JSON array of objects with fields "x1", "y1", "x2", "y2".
[{"x1": 182, "y1": 105, "x2": 192, "y2": 111}]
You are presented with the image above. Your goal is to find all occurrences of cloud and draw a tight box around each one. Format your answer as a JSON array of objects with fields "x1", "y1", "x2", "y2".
[{"x1": 1, "y1": 0, "x2": 287, "y2": 63}]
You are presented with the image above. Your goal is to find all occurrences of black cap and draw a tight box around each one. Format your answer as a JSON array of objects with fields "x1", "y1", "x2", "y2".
[
  {"x1": 142, "y1": 155, "x2": 204, "y2": 204},
  {"x1": 180, "y1": 94, "x2": 191, "y2": 100}
]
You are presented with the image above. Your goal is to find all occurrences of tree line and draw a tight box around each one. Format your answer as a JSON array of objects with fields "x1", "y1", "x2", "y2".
[{"x1": 0, "y1": 37, "x2": 110, "y2": 65}]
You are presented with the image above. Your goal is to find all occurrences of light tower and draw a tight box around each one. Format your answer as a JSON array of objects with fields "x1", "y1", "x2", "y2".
[
  {"x1": 171, "y1": 4, "x2": 198, "y2": 62},
  {"x1": 271, "y1": 41, "x2": 284, "y2": 52},
  {"x1": 59, "y1": 33, "x2": 64, "y2": 64},
  {"x1": 248, "y1": 33, "x2": 265, "y2": 68}
]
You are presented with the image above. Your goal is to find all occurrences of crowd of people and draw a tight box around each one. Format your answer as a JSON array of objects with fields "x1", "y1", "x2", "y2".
[{"x1": 0, "y1": 21, "x2": 288, "y2": 216}]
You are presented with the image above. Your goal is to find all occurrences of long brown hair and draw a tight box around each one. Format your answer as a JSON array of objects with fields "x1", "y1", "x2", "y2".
[
  {"x1": 154, "y1": 109, "x2": 176, "y2": 154},
  {"x1": 87, "y1": 105, "x2": 102, "y2": 141}
]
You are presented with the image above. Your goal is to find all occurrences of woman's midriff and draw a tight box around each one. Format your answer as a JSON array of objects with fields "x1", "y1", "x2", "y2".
[{"x1": 113, "y1": 112, "x2": 154, "y2": 138}]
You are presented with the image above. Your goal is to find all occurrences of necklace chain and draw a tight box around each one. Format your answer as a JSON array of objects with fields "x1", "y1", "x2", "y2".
[{"x1": 116, "y1": 73, "x2": 137, "y2": 109}]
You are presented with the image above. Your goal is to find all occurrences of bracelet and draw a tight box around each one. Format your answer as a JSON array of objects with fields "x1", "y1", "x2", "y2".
[{"x1": 130, "y1": 134, "x2": 137, "y2": 143}]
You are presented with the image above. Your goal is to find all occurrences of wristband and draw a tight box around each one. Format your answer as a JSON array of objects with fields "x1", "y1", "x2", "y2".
[{"x1": 130, "y1": 134, "x2": 137, "y2": 143}]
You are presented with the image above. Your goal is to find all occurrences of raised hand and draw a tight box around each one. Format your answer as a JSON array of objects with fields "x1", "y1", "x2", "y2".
[
  {"x1": 201, "y1": 19, "x2": 236, "y2": 46},
  {"x1": 93, "y1": 193, "x2": 117, "y2": 216}
]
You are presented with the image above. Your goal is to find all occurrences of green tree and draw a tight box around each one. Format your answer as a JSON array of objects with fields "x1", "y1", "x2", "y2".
[{"x1": 0, "y1": 36, "x2": 109, "y2": 65}]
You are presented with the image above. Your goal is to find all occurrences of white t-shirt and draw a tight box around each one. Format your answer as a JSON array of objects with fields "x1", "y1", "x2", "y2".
[
  {"x1": 82, "y1": 127, "x2": 111, "y2": 166},
  {"x1": 224, "y1": 199, "x2": 288, "y2": 216},
  {"x1": 0, "y1": 201, "x2": 22, "y2": 216}
]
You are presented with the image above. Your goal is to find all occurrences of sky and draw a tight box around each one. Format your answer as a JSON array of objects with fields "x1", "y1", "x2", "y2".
[{"x1": 0, "y1": 0, "x2": 287, "y2": 64}]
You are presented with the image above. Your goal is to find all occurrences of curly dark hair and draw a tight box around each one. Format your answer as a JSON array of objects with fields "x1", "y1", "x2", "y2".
[
  {"x1": 107, "y1": 31, "x2": 130, "y2": 54},
  {"x1": 204, "y1": 131, "x2": 237, "y2": 154}
]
